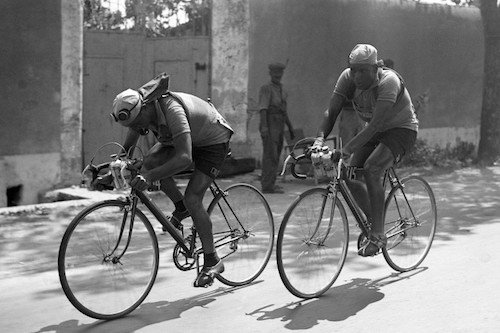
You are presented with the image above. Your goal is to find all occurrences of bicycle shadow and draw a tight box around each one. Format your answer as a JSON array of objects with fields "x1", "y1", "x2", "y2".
[
  {"x1": 33, "y1": 281, "x2": 263, "y2": 333},
  {"x1": 247, "y1": 268, "x2": 426, "y2": 330}
]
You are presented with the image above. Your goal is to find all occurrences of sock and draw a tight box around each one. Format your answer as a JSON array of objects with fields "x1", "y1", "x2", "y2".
[
  {"x1": 174, "y1": 200, "x2": 186, "y2": 212},
  {"x1": 204, "y1": 252, "x2": 219, "y2": 267}
]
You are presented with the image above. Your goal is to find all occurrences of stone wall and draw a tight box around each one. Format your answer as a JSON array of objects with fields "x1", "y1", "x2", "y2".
[{"x1": 0, "y1": 0, "x2": 82, "y2": 206}]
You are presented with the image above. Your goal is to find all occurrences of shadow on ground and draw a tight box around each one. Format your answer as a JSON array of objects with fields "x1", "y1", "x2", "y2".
[
  {"x1": 33, "y1": 282, "x2": 262, "y2": 333},
  {"x1": 246, "y1": 268, "x2": 426, "y2": 330}
]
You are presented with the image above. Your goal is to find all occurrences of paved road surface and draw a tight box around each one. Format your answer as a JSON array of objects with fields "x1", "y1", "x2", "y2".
[{"x1": 1, "y1": 167, "x2": 499, "y2": 333}]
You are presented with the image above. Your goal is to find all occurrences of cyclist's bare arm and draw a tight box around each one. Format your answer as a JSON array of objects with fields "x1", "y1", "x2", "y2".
[
  {"x1": 343, "y1": 100, "x2": 395, "y2": 155},
  {"x1": 316, "y1": 93, "x2": 345, "y2": 141},
  {"x1": 123, "y1": 128, "x2": 141, "y2": 155},
  {"x1": 142, "y1": 132, "x2": 193, "y2": 182}
]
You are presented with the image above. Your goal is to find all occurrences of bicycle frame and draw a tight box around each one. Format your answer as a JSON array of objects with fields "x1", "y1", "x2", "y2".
[
  {"x1": 112, "y1": 179, "x2": 253, "y2": 273},
  {"x1": 320, "y1": 159, "x2": 409, "y2": 240},
  {"x1": 207, "y1": 184, "x2": 252, "y2": 260},
  {"x1": 88, "y1": 153, "x2": 260, "y2": 274},
  {"x1": 327, "y1": 159, "x2": 372, "y2": 237}
]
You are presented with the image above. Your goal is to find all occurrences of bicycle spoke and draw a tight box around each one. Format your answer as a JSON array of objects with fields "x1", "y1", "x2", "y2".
[
  {"x1": 58, "y1": 201, "x2": 159, "y2": 320},
  {"x1": 277, "y1": 188, "x2": 349, "y2": 298},
  {"x1": 383, "y1": 176, "x2": 437, "y2": 272},
  {"x1": 208, "y1": 184, "x2": 274, "y2": 286}
]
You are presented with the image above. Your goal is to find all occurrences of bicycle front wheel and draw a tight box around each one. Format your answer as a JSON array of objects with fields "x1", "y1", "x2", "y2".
[
  {"x1": 383, "y1": 175, "x2": 437, "y2": 272},
  {"x1": 58, "y1": 200, "x2": 159, "y2": 320},
  {"x1": 277, "y1": 188, "x2": 349, "y2": 299},
  {"x1": 208, "y1": 183, "x2": 274, "y2": 286}
]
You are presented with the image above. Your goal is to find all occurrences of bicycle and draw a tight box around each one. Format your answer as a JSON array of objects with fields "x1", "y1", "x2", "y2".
[
  {"x1": 276, "y1": 140, "x2": 437, "y2": 299},
  {"x1": 57, "y1": 143, "x2": 274, "y2": 320}
]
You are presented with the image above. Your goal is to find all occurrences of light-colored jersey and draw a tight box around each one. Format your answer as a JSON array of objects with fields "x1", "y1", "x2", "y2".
[
  {"x1": 258, "y1": 81, "x2": 288, "y2": 113},
  {"x1": 151, "y1": 92, "x2": 233, "y2": 147},
  {"x1": 333, "y1": 68, "x2": 418, "y2": 132}
]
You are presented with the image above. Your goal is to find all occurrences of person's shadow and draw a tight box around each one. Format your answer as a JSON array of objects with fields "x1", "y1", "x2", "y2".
[
  {"x1": 246, "y1": 268, "x2": 426, "y2": 330},
  {"x1": 33, "y1": 282, "x2": 261, "y2": 333}
]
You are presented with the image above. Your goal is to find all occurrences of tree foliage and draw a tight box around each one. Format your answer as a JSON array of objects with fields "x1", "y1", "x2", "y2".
[
  {"x1": 83, "y1": 0, "x2": 124, "y2": 30},
  {"x1": 82, "y1": 0, "x2": 210, "y2": 36},
  {"x1": 413, "y1": 0, "x2": 476, "y2": 5}
]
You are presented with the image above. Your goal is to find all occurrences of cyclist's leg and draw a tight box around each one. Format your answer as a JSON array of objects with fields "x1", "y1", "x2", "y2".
[
  {"x1": 345, "y1": 144, "x2": 376, "y2": 221},
  {"x1": 187, "y1": 142, "x2": 229, "y2": 287},
  {"x1": 354, "y1": 144, "x2": 393, "y2": 256},
  {"x1": 363, "y1": 143, "x2": 394, "y2": 237},
  {"x1": 358, "y1": 128, "x2": 417, "y2": 256},
  {"x1": 144, "y1": 143, "x2": 188, "y2": 226},
  {"x1": 368, "y1": 128, "x2": 417, "y2": 237},
  {"x1": 184, "y1": 169, "x2": 216, "y2": 254}
]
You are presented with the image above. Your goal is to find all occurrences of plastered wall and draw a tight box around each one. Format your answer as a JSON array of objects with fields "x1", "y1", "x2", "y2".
[
  {"x1": 0, "y1": 0, "x2": 82, "y2": 206},
  {"x1": 214, "y1": 0, "x2": 484, "y2": 162}
]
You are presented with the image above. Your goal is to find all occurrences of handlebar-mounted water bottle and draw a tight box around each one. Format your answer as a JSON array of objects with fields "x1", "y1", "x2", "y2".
[
  {"x1": 310, "y1": 146, "x2": 325, "y2": 179},
  {"x1": 110, "y1": 159, "x2": 130, "y2": 190}
]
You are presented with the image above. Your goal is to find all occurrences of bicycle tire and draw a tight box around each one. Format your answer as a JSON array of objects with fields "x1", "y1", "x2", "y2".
[
  {"x1": 207, "y1": 183, "x2": 274, "y2": 286},
  {"x1": 276, "y1": 187, "x2": 349, "y2": 299},
  {"x1": 58, "y1": 199, "x2": 159, "y2": 320},
  {"x1": 382, "y1": 175, "x2": 437, "y2": 272}
]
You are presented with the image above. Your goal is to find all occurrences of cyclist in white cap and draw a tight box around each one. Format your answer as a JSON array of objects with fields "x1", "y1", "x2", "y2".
[{"x1": 313, "y1": 44, "x2": 418, "y2": 256}]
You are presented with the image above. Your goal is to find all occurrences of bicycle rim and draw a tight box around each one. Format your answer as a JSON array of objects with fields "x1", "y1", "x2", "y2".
[
  {"x1": 383, "y1": 176, "x2": 437, "y2": 272},
  {"x1": 208, "y1": 184, "x2": 274, "y2": 286},
  {"x1": 277, "y1": 188, "x2": 349, "y2": 298},
  {"x1": 58, "y1": 200, "x2": 159, "y2": 320}
]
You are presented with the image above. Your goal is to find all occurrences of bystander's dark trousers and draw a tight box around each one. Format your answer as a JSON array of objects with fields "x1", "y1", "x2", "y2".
[{"x1": 261, "y1": 113, "x2": 284, "y2": 191}]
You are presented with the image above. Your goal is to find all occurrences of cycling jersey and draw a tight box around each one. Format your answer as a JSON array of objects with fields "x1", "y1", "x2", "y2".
[
  {"x1": 151, "y1": 93, "x2": 233, "y2": 147},
  {"x1": 333, "y1": 68, "x2": 418, "y2": 132}
]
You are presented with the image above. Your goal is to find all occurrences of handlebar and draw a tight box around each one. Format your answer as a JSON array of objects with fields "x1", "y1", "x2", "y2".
[
  {"x1": 281, "y1": 153, "x2": 311, "y2": 179},
  {"x1": 82, "y1": 157, "x2": 142, "y2": 191},
  {"x1": 81, "y1": 142, "x2": 147, "y2": 191},
  {"x1": 281, "y1": 139, "x2": 346, "y2": 181}
]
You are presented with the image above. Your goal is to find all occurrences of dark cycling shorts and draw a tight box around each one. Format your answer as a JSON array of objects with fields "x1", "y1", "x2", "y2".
[
  {"x1": 146, "y1": 142, "x2": 230, "y2": 179},
  {"x1": 350, "y1": 128, "x2": 417, "y2": 167},
  {"x1": 192, "y1": 142, "x2": 230, "y2": 179}
]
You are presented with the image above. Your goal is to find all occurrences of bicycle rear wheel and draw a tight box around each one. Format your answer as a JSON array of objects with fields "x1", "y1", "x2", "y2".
[
  {"x1": 383, "y1": 175, "x2": 437, "y2": 272},
  {"x1": 207, "y1": 183, "x2": 274, "y2": 286},
  {"x1": 58, "y1": 200, "x2": 159, "y2": 320},
  {"x1": 276, "y1": 188, "x2": 349, "y2": 299}
]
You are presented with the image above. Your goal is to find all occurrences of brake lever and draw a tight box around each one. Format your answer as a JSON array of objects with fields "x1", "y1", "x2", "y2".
[{"x1": 280, "y1": 155, "x2": 294, "y2": 176}]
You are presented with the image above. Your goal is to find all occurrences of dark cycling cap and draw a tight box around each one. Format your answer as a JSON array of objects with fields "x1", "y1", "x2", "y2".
[{"x1": 268, "y1": 62, "x2": 286, "y2": 71}]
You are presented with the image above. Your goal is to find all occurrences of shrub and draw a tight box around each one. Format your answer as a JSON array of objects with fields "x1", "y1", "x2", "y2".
[{"x1": 399, "y1": 138, "x2": 476, "y2": 169}]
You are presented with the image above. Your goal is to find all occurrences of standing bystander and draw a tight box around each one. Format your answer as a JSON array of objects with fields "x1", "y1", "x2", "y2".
[{"x1": 258, "y1": 62, "x2": 295, "y2": 193}]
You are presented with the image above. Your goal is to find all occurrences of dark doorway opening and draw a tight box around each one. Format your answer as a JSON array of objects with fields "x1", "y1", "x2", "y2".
[{"x1": 7, "y1": 184, "x2": 23, "y2": 207}]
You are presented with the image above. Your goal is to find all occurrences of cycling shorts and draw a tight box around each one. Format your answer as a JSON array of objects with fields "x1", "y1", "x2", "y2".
[
  {"x1": 350, "y1": 128, "x2": 417, "y2": 167},
  {"x1": 146, "y1": 142, "x2": 230, "y2": 179}
]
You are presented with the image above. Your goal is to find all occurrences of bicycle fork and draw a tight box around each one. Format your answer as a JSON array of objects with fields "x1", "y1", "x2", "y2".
[{"x1": 103, "y1": 196, "x2": 139, "y2": 265}]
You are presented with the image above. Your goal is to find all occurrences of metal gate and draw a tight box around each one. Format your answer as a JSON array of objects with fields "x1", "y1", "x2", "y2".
[{"x1": 83, "y1": 32, "x2": 210, "y2": 167}]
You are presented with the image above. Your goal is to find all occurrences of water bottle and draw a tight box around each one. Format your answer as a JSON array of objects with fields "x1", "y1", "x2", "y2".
[
  {"x1": 110, "y1": 159, "x2": 126, "y2": 190},
  {"x1": 311, "y1": 147, "x2": 325, "y2": 178},
  {"x1": 120, "y1": 162, "x2": 132, "y2": 189},
  {"x1": 321, "y1": 146, "x2": 334, "y2": 178}
]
